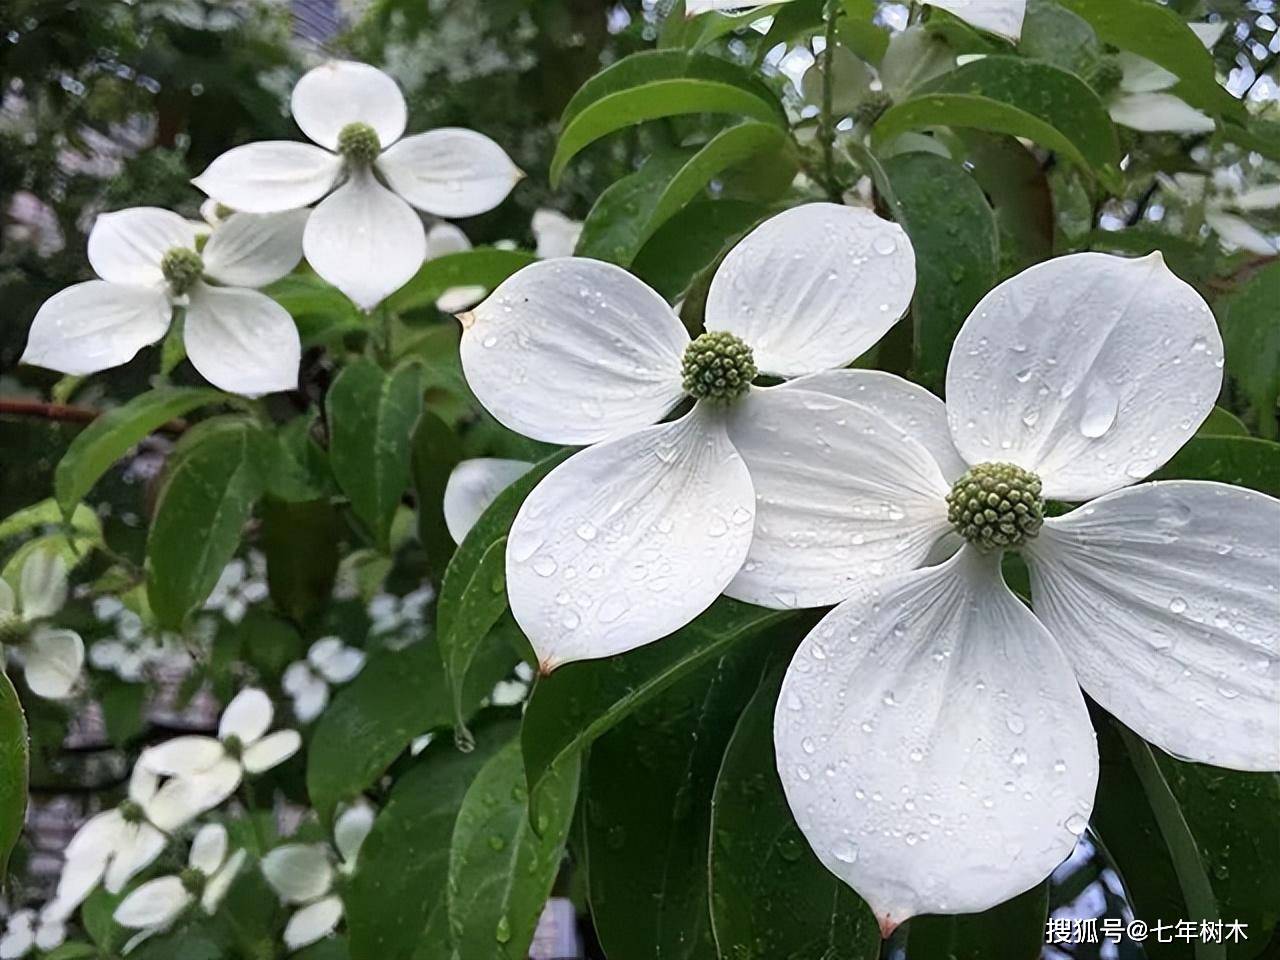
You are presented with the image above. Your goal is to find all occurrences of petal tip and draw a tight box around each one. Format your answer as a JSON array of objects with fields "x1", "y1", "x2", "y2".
[
  {"x1": 878, "y1": 914, "x2": 902, "y2": 939},
  {"x1": 456, "y1": 310, "x2": 476, "y2": 329}
]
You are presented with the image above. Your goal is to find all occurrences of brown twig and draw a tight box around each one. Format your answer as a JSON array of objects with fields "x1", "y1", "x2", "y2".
[{"x1": 0, "y1": 398, "x2": 189, "y2": 433}]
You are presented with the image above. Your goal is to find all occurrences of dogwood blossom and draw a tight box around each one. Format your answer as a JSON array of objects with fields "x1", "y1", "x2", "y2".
[
  {"x1": 1159, "y1": 169, "x2": 1280, "y2": 255},
  {"x1": 192, "y1": 60, "x2": 522, "y2": 309},
  {"x1": 282, "y1": 637, "x2": 367, "y2": 723},
  {"x1": 0, "y1": 908, "x2": 64, "y2": 958},
  {"x1": 138, "y1": 687, "x2": 301, "y2": 813},
  {"x1": 1106, "y1": 22, "x2": 1225, "y2": 134},
  {"x1": 262, "y1": 803, "x2": 373, "y2": 950},
  {"x1": 460, "y1": 202, "x2": 932, "y2": 669},
  {"x1": 443, "y1": 458, "x2": 533, "y2": 543},
  {"x1": 772, "y1": 252, "x2": 1280, "y2": 931},
  {"x1": 0, "y1": 550, "x2": 84, "y2": 699},
  {"x1": 113, "y1": 823, "x2": 245, "y2": 952},
  {"x1": 20, "y1": 206, "x2": 307, "y2": 396}
]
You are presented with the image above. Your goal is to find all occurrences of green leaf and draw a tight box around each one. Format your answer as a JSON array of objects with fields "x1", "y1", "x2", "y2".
[
  {"x1": 1153, "y1": 436, "x2": 1280, "y2": 496},
  {"x1": 327, "y1": 359, "x2": 424, "y2": 551},
  {"x1": 347, "y1": 719, "x2": 518, "y2": 960},
  {"x1": 266, "y1": 416, "x2": 334, "y2": 503},
  {"x1": 838, "y1": 0, "x2": 890, "y2": 64},
  {"x1": 521, "y1": 598, "x2": 803, "y2": 827},
  {"x1": 1216, "y1": 261, "x2": 1280, "y2": 439},
  {"x1": 880, "y1": 151, "x2": 999, "y2": 389},
  {"x1": 146, "y1": 418, "x2": 266, "y2": 629},
  {"x1": 1020, "y1": 0, "x2": 1103, "y2": 76},
  {"x1": 0, "y1": 670, "x2": 28, "y2": 882},
  {"x1": 874, "y1": 57, "x2": 1121, "y2": 184},
  {"x1": 0, "y1": 498, "x2": 102, "y2": 545},
  {"x1": 1056, "y1": 0, "x2": 1243, "y2": 119},
  {"x1": 387, "y1": 249, "x2": 539, "y2": 315},
  {"x1": 447, "y1": 737, "x2": 580, "y2": 959},
  {"x1": 306, "y1": 635, "x2": 516, "y2": 821},
  {"x1": 709, "y1": 668, "x2": 878, "y2": 959},
  {"x1": 41, "y1": 944, "x2": 99, "y2": 960},
  {"x1": 1197, "y1": 407, "x2": 1249, "y2": 438},
  {"x1": 583, "y1": 633, "x2": 769, "y2": 960},
  {"x1": 632, "y1": 199, "x2": 775, "y2": 303},
  {"x1": 53, "y1": 386, "x2": 227, "y2": 516},
  {"x1": 437, "y1": 448, "x2": 570, "y2": 738},
  {"x1": 265, "y1": 269, "x2": 365, "y2": 344},
  {"x1": 552, "y1": 50, "x2": 785, "y2": 185},
  {"x1": 411, "y1": 410, "x2": 463, "y2": 585},
  {"x1": 261, "y1": 498, "x2": 342, "y2": 626},
  {"x1": 904, "y1": 883, "x2": 1049, "y2": 960}
]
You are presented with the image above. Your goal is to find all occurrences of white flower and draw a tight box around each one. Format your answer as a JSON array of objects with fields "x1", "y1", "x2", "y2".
[
  {"x1": 20, "y1": 206, "x2": 307, "y2": 397},
  {"x1": 192, "y1": 60, "x2": 522, "y2": 310},
  {"x1": 684, "y1": 0, "x2": 784, "y2": 17},
  {"x1": 138, "y1": 688, "x2": 301, "y2": 814},
  {"x1": 460, "y1": 202, "x2": 921, "y2": 670},
  {"x1": 1159, "y1": 170, "x2": 1280, "y2": 255},
  {"x1": 282, "y1": 637, "x2": 367, "y2": 723},
  {"x1": 425, "y1": 222, "x2": 488, "y2": 314},
  {"x1": 531, "y1": 208, "x2": 582, "y2": 260},
  {"x1": 52, "y1": 765, "x2": 203, "y2": 916},
  {"x1": 922, "y1": 0, "x2": 1025, "y2": 41},
  {"x1": 113, "y1": 823, "x2": 245, "y2": 953},
  {"x1": 1107, "y1": 22, "x2": 1225, "y2": 135},
  {"x1": 262, "y1": 803, "x2": 374, "y2": 951},
  {"x1": 0, "y1": 908, "x2": 65, "y2": 959},
  {"x1": 443, "y1": 458, "x2": 533, "y2": 544},
  {"x1": 0, "y1": 550, "x2": 84, "y2": 699},
  {"x1": 771, "y1": 251, "x2": 1280, "y2": 931}
]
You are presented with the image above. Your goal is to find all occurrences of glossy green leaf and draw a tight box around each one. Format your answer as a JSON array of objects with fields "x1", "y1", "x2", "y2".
[
  {"x1": 1216, "y1": 261, "x2": 1280, "y2": 439},
  {"x1": 881, "y1": 151, "x2": 999, "y2": 389},
  {"x1": 1154, "y1": 436, "x2": 1280, "y2": 496},
  {"x1": 260, "y1": 498, "x2": 341, "y2": 626},
  {"x1": 0, "y1": 498, "x2": 101, "y2": 545},
  {"x1": 265, "y1": 268, "x2": 364, "y2": 343},
  {"x1": 709, "y1": 668, "x2": 878, "y2": 959},
  {"x1": 838, "y1": 0, "x2": 890, "y2": 64},
  {"x1": 265, "y1": 416, "x2": 334, "y2": 503},
  {"x1": 874, "y1": 57, "x2": 1121, "y2": 184},
  {"x1": 447, "y1": 737, "x2": 580, "y2": 960},
  {"x1": 956, "y1": 131, "x2": 1054, "y2": 275},
  {"x1": 1020, "y1": 0, "x2": 1103, "y2": 76},
  {"x1": 146, "y1": 418, "x2": 266, "y2": 629},
  {"x1": 387, "y1": 249, "x2": 538, "y2": 315},
  {"x1": 0, "y1": 670, "x2": 28, "y2": 881},
  {"x1": 904, "y1": 882, "x2": 1049, "y2": 960},
  {"x1": 577, "y1": 152, "x2": 691, "y2": 265},
  {"x1": 411, "y1": 410, "x2": 463, "y2": 585},
  {"x1": 53, "y1": 386, "x2": 227, "y2": 516},
  {"x1": 1197, "y1": 407, "x2": 1250, "y2": 438},
  {"x1": 552, "y1": 50, "x2": 785, "y2": 185},
  {"x1": 327, "y1": 359, "x2": 423, "y2": 551},
  {"x1": 522, "y1": 598, "x2": 804, "y2": 809}
]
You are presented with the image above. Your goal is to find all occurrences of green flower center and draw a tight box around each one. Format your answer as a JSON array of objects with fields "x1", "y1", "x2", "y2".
[
  {"x1": 222, "y1": 734, "x2": 244, "y2": 760},
  {"x1": 854, "y1": 91, "x2": 892, "y2": 126},
  {"x1": 180, "y1": 866, "x2": 207, "y2": 895},
  {"x1": 0, "y1": 615, "x2": 27, "y2": 645},
  {"x1": 161, "y1": 246, "x2": 204, "y2": 296},
  {"x1": 337, "y1": 122, "x2": 381, "y2": 165},
  {"x1": 681, "y1": 331, "x2": 757, "y2": 405},
  {"x1": 119, "y1": 799, "x2": 146, "y2": 824},
  {"x1": 946, "y1": 462, "x2": 1045, "y2": 552}
]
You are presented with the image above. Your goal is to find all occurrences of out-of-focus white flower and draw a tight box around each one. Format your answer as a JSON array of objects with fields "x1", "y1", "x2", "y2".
[
  {"x1": 426, "y1": 222, "x2": 488, "y2": 313},
  {"x1": 0, "y1": 907, "x2": 65, "y2": 958},
  {"x1": 204, "y1": 556, "x2": 270, "y2": 623},
  {"x1": 1107, "y1": 22, "x2": 1226, "y2": 134},
  {"x1": 138, "y1": 688, "x2": 301, "y2": 814},
  {"x1": 193, "y1": 60, "x2": 522, "y2": 310},
  {"x1": 113, "y1": 823, "x2": 244, "y2": 953},
  {"x1": 684, "y1": 0, "x2": 784, "y2": 17},
  {"x1": 20, "y1": 207, "x2": 308, "y2": 396},
  {"x1": 262, "y1": 803, "x2": 374, "y2": 951},
  {"x1": 922, "y1": 0, "x2": 1025, "y2": 41},
  {"x1": 443, "y1": 458, "x2": 533, "y2": 543},
  {"x1": 1159, "y1": 170, "x2": 1280, "y2": 255},
  {"x1": 282, "y1": 638, "x2": 367, "y2": 723},
  {"x1": 367, "y1": 586, "x2": 435, "y2": 639},
  {"x1": 531, "y1": 209, "x2": 582, "y2": 259},
  {"x1": 772, "y1": 251, "x2": 1279, "y2": 932},
  {"x1": 1, "y1": 550, "x2": 84, "y2": 699}
]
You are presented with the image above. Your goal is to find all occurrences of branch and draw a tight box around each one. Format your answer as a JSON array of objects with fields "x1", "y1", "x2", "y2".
[{"x1": 0, "y1": 398, "x2": 189, "y2": 433}]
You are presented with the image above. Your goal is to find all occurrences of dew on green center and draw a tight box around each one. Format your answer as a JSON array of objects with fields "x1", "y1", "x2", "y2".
[
  {"x1": 681, "y1": 331, "x2": 757, "y2": 404},
  {"x1": 946, "y1": 461, "x2": 1044, "y2": 552},
  {"x1": 161, "y1": 246, "x2": 203, "y2": 296},
  {"x1": 337, "y1": 121, "x2": 381, "y2": 165}
]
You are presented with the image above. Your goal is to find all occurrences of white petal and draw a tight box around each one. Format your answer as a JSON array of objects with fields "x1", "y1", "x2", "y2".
[
  {"x1": 1109, "y1": 93, "x2": 1215, "y2": 134},
  {"x1": 139, "y1": 736, "x2": 226, "y2": 777},
  {"x1": 282, "y1": 660, "x2": 315, "y2": 695},
  {"x1": 1204, "y1": 210, "x2": 1276, "y2": 255},
  {"x1": 292, "y1": 678, "x2": 330, "y2": 723},
  {"x1": 21, "y1": 281, "x2": 171, "y2": 376},
  {"x1": 291, "y1": 60, "x2": 406, "y2": 151},
  {"x1": 128, "y1": 764, "x2": 159, "y2": 805},
  {"x1": 308, "y1": 637, "x2": 366, "y2": 684},
  {"x1": 0, "y1": 579, "x2": 12, "y2": 617},
  {"x1": 775, "y1": 547, "x2": 1097, "y2": 929},
  {"x1": 87, "y1": 208, "x2": 196, "y2": 286},
  {"x1": 1227, "y1": 184, "x2": 1280, "y2": 211},
  {"x1": 57, "y1": 813, "x2": 119, "y2": 906},
  {"x1": 219, "y1": 687, "x2": 273, "y2": 743},
  {"x1": 435, "y1": 285, "x2": 487, "y2": 313},
  {"x1": 192, "y1": 142, "x2": 342, "y2": 214},
  {"x1": 202, "y1": 210, "x2": 309, "y2": 288},
  {"x1": 924, "y1": 0, "x2": 1025, "y2": 40},
  {"x1": 444, "y1": 458, "x2": 534, "y2": 543},
  {"x1": 334, "y1": 802, "x2": 375, "y2": 866},
  {"x1": 532, "y1": 208, "x2": 583, "y2": 259},
  {"x1": 144, "y1": 775, "x2": 210, "y2": 831},
  {"x1": 1026, "y1": 481, "x2": 1280, "y2": 772},
  {"x1": 33, "y1": 920, "x2": 64, "y2": 952},
  {"x1": 425, "y1": 222, "x2": 472, "y2": 259},
  {"x1": 1117, "y1": 52, "x2": 1177, "y2": 93},
  {"x1": 686, "y1": 0, "x2": 774, "y2": 12},
  {"x1": 178, "y1": 758, "x2": 244, "y2": 815},
  {"x1": 284, "y1": 896, "x2": 344, "y2": 950},
  {"x1": 114, "y1": 877, "x2": 191, "y2": 929},
  {"x1": 19, "y1": 549, "x2": 68, "y2": 620},
  {"x1": 783, "y1": 369, "x2": 968, "y2": 482},
  {"x1": 1189, "y1": 21, "x2": 1228, "y2": 49},
  {"x1": 189, "y1": 823, "x2": 228, "y2": 875},
  {"x1": 0, "y1": 924, "x2": 33, "y2": 959},
  {"x1": 202, "y1": 849, "x2": 246, "y2": 913},
  {"x1": 460, "y1": 259, "x2": 687, "y2": 444},
  {"x1": 24, "y1": 627, "x2": 83, "y2": 699},
  {"x1": 303, "y1": 168, "x2": 426, "y2": 310},
  {"x1": 261, "y1": 844, "x2": 334, "y2": 904},
  {"x1": 945, "y1": 252, "x2": 1222, "y2": 501},
  {"x1": 723, "y1": 387, "x2": 951, "y2": 608},
  {"x1": 507, "y1": 405, "x2": 754, "y2": 670},
  {"x1": 378, "y1": 129, "x2": 521, "y2": 218},
  {"x1": 184, "y1": 283, "x2": 301, "y2": 397},
  {"x1": 706, "y1": 204, "x2": 915, "y2": 377},
  {"x1": 103, "y1": 823, "x2": 167, "y2": 894},
  {"x1": 242, "y1": 729, "x2": 301, "y2": 773}
]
